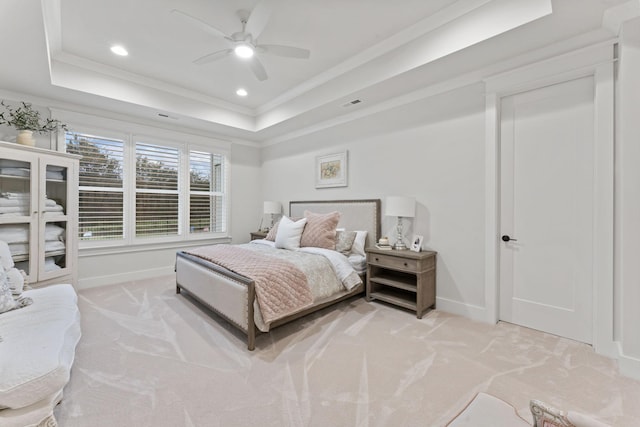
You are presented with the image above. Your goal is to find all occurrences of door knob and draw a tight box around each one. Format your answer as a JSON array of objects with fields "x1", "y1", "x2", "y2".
[{"x1": 501, "y1": 235, "x2": 517, "y2": 242}]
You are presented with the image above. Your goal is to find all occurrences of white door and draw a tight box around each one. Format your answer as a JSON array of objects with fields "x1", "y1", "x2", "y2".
[{"x1": 499, "y1": 77, "x2": 594, "y2": 344}]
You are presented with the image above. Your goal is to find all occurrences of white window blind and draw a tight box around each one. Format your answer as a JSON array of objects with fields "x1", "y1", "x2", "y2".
[
  {"x1": 65, "y1": 132, "x2": 124, "y2": 241},
  {"x1": 66, "y1": 125, "x2": 228, "y2": 247},
  {"x1": 189, "y1": 150, "x2": 226, "y2": 233},
  {"x1": 135, "y1": 142, "x2": 179, "y2": 237}
]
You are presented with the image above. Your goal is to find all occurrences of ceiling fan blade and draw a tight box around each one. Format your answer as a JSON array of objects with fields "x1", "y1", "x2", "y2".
[
  {"x1": 194, "y1": 49, "x2": 233, "y2": 65},
  {"x1": 259, "y1": 44, "x2": 310, "y2": 59},
  {"x1": 245, "y1": 0, "x2": 272, "y2": 39},
  {"x1": 171, "y1": 9, "x2": 229, "y2": 40},
  {"x1": 248, "y1": 57, "x2": 268, "y2": 81}
]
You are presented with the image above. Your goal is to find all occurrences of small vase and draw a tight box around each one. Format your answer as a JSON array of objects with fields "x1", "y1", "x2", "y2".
[{"x1": 16, "y1": 130, "x2": 35, "y2": 146}]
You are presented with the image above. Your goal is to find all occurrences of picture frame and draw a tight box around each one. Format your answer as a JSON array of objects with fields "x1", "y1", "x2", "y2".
[
  {"x1": 315, "y1": 151, "x2": 348, "y2": 188},
  {"x1": 410, "y1": 234, "x2": 424, "y2": 252}
]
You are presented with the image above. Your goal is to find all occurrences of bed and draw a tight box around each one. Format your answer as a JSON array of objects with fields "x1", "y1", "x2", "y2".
[{"x1": 175, "y1": 199, "x2": 380, "y2": 350}]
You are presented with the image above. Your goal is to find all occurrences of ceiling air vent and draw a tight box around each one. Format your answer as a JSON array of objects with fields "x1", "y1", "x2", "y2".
[{"x1": 342, "y1": 99, "x2": 362, "y2": 107}]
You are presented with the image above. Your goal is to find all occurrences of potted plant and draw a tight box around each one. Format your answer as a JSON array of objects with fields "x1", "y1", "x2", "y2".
[{"x1": 0, "y1": 101, "x2": 67, "y2": 146}]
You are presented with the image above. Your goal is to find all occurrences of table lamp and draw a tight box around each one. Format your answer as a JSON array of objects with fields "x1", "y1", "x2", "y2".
[
  {"x1": 262, "y1": 201, "x2": 282, "y2": 231},
  {"x1": 385, "y1": 196, "x2": 415, "y2": 250}
]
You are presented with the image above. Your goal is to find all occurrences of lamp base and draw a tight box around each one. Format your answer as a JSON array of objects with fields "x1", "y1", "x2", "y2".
[{"x1": 393, "y1": 216, "x2": 409, "y2": 250}]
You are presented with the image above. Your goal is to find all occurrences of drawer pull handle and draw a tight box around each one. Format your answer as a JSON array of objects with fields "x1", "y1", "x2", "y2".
[
  {"x1": 403, "y1": 262, "x2": 408, "y2": 267},
  {"x1": 375, "y1": 257, "x2": 379, "y2": 262}
]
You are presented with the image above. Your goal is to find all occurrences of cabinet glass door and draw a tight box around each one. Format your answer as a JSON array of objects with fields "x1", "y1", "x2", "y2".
[
  {"x1": 0, "y1": 155, "x2": 37, "y2": 280},
  {"x1": 38, "y1": 158, "x2": 74, "y2": 281}
]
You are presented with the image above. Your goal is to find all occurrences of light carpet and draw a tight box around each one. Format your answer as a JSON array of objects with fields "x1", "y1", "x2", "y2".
[{"x1": 54, "y1": 274, "x2": 640, "y2": 426}]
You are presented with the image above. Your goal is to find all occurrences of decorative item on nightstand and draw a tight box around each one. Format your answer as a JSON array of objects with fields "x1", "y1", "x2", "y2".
[
  {"x1": 250, "y1": 230, "x2": 268, "y2": 241},
  {"x1": 261, "y1": 200, "x2": 282, "y2": 231},
  {"x1": 385, "y1": 196, "x2": 415, "y2": 250}
]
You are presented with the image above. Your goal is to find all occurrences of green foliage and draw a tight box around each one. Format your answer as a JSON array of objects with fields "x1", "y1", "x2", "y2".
[
  {"x1": 66, "y1": 136, "x2": 122, "y2": 187},
  {"x1": 0, "y1": 101, "x2": 68, "y2": 133}
]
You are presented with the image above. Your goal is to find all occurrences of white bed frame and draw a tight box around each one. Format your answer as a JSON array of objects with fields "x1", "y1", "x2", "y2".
[{"x1": 175, "y1": 199, "x2": 381, "y2": 350}]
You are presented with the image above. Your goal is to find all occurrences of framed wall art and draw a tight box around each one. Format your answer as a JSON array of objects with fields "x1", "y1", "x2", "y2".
[
  {"x1": 410, "y1": 234, "x2": 424, "y2": 252},
  {"x1": 315, "y1": 151, "x2": 348, "y2": 188}
]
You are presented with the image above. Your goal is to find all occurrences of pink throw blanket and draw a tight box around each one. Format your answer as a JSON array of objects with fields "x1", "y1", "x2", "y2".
[{"x1": 184, "y1": 245, "x2": 313, "y2": 324}]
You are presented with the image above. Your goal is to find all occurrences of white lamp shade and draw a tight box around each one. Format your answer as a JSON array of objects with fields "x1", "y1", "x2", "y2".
[
  {"x1": 263, "y1": 201, "x2": 282, "y2": 214},
  {"x1": 385, "y1": 196, "x2": 415, "y2": 218}
]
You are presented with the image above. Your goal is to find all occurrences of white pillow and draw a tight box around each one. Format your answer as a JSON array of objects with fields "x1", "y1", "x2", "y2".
[
  {"x1": 0, "y1": 240, "x2": 14, "y2": 270},
  {"x1": 5, "y1": 267, "x2": 25, "y2": 295},
  {"x1": 275, "y1": 216, "x2": 307, "y2": 250},
  {"x1": 350, "y1": 230, "x2": 368, "y2": 257},
  {"x1": 0, "y1": 269, "x2": 17, "y2": 313}
]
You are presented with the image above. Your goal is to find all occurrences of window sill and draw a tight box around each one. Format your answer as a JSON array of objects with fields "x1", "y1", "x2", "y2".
[{"x1": 78, "y1": 236, "x2": 232, "y2": 257}]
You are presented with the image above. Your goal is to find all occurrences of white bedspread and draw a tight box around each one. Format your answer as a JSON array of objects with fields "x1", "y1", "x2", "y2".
[
  {"x1": 251, "y1": 240, "x2": 362, "y2": 291},
  {"x1": 298, "y1": 246, "x2": 362, "y2": 290}
]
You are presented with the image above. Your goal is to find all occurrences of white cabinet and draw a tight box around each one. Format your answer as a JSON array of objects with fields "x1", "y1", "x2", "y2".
[{"x1": 0, "y1": 140, "x2": 79, "y2": 287}]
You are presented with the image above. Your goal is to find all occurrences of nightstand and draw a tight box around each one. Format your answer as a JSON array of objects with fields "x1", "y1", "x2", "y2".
[
  {"x1": 250, "y1": 230, "x2": 268, "y2": 240},
  {"x1": 365, "y1": 247, "x2": 436, "y2": 318}
]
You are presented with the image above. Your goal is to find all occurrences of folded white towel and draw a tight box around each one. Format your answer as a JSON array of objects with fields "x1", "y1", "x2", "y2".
[
  {"x1": 1, "y1": 192, "x2": 30, "y2": 199},
  {"x1": 0, "y1": 206, "x2": 29, "y2": 214},
  {"x1": 0, "y1": 197, "x2": 58, "y2": 208},
  {"x1": 44, "y1": 257, "x2": 62, "y2": 271},
  {"x1": 0, "y1": 198, "x2": 29, "y2": 207},
  {"x1": 44, "y1": 204, "x2": 64, "y2": 213},
  {"x1": 45, "y1": 240, "x2": 66, "y2": 252},
  {"x1": 0, "y1": 225, "x2": 29, "y2": 243},
  {"x1": 0, "y1": 168, "x2": 30, "y2": 178},
  {"x1": 8, "y1": 243, "x2": 29, "y2": 256},
  {"x1": 46, "y1": 171, "x2": 64, "y2": 180},
  {"x1": 45, "y1": 224, "x2": 65, "y2": 241}
]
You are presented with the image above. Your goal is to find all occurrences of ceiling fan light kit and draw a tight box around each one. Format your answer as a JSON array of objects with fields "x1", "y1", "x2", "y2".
[
  {"x1": 172, "y1": 0, "x2": 310, "y2": 81},
  {"x1": 110, "y1": 45, "x2": 128, "y2": 56},
  {"x1": 234, "y1": 44, "x2": 254, "y2": 58}
]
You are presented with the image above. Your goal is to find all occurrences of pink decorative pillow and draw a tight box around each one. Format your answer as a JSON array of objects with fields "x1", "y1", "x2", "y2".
[
  {"x1": 265, "y1": 219, "x2": 280, "y2": 241},
  {"x1": 300, "y1": 210, "x2": 340, "y2": 250}
]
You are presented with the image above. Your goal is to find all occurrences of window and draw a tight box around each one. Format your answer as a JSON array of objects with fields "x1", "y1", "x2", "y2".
[
  {"x1": 189, "y1": 150, "x2": 225, "y2": 234},
  {"x1": 66, "y1": 132, "x2": 125, "y2": 241},
  {"x1": 135, "y1": 142, "x2": 179, "y2": 237},
  {"x1": 65, "y1": 130, "x2": 228, "y2": 247}
]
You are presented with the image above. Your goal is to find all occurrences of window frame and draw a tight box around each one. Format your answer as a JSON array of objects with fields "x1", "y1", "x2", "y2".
[
  {"x1": 57, "y1": 115, "x2": 231, "y2": 251},
  {"x1": 132, "y1": 136, "x2": 183, "y2": 243},
  {"x1": 187, "y1": 146, "x2": 227, "y2": 236}
]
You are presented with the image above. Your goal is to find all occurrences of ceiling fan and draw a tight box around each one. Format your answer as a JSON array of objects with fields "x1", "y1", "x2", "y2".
[{"x1": 171, "y1": 0, "x2": 311, "y2": 81}]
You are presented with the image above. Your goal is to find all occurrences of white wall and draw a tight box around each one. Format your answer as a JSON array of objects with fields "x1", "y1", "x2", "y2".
[
  {"x1": 229, "y1": 143, "x2": 262, "y2": 244},
  {"x1": 616, "y1": 17, "x2": 640, "y2": 375},
  {"x1": 261, "y1": 85, "x2": 488, "y2": 314}
]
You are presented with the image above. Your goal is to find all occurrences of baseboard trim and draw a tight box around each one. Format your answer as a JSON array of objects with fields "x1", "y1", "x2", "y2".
[
  {"x1": 616, "y1": 343, "x2": 640, "y2": 381},
  {"x1": 77, "y1": 266, "x2": 175, "y2": 290},
  {"x1": 436, "y1": 296, "x2": 489, "y2": 323}
]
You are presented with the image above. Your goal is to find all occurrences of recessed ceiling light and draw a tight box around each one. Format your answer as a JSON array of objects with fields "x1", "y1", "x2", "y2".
[
  {"x1": 110, "y1": 45, "x2": 128, "y2": 56},
  {"x1": 234, "y1": 44, "x2": 254, "y2": 59},
  {"x1": 236, "y1": 88, "x2": 248, "y2": 97}
]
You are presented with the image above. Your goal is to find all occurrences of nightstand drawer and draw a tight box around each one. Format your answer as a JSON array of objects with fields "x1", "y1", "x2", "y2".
[{"x1": 367, "y1": 252, "x2": 417, "y2": 271}]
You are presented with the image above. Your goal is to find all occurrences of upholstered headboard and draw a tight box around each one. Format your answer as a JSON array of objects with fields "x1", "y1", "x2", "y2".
[{"x1": 289, "y1": 199, "x2": 381, "y2": 249}]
